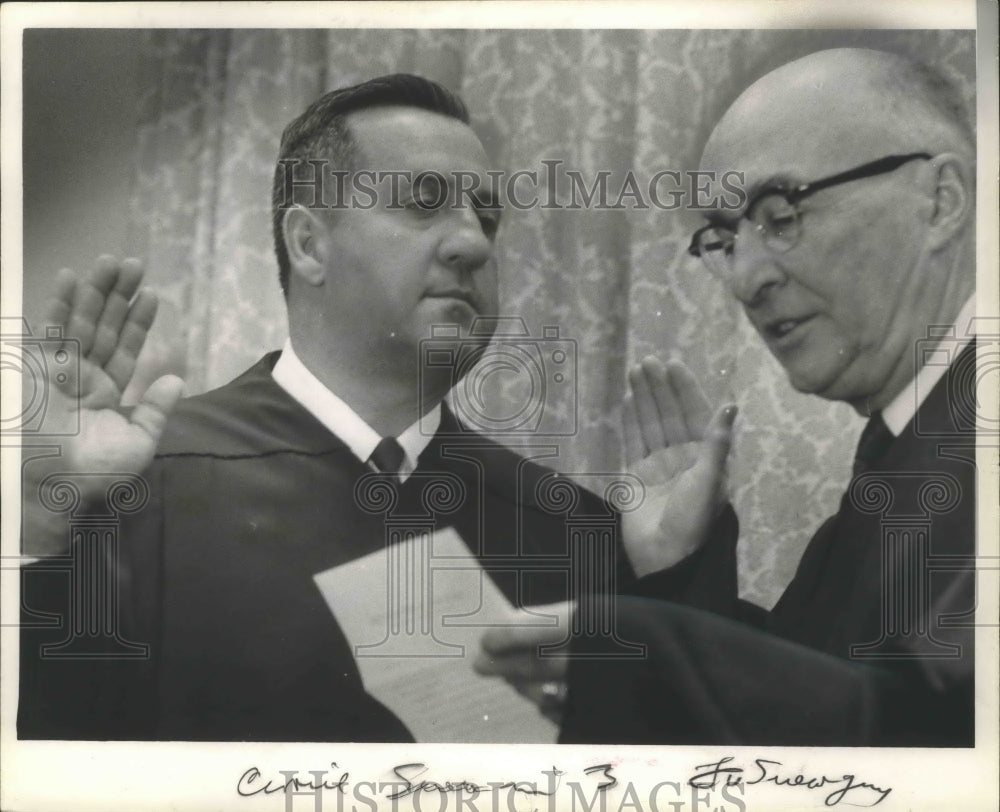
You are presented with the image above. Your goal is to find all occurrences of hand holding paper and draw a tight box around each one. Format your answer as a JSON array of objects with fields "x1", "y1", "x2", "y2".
[
  {"x1": 474, "y1": 600, "x2": 574, "y2": 723},
  {"x1": 314, "y1": 528, "x2": 562, "y2": 742}
]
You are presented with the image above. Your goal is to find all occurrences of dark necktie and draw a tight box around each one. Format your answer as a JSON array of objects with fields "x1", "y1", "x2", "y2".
[
  {"x1": 776, "y1": 412, "x2": 896, "y2": 626},
  {"x1": 368, "y1": 436, "x2": 406, "y2": 478},
  {"x1": 852, "y1": 412, "x2": 894, "y2": 477}
]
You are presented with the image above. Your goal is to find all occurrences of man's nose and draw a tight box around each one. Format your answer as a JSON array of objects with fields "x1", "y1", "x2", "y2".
[
  {"x1": 438, "y1": 205, "x2": 494, "y2": 273},
  {"x1": 727, "y1": 220, "x2": 788, "y2": 305}
]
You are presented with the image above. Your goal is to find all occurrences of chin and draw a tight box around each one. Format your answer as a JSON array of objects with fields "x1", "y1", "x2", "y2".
[
  {"x1": 784, "y1": 365, "x2": 843, "y2": 400},
  {"x1": 791, "y1": 373, "x2": 873, "y2": 410},
  {"x1": 782, "y1": 344, "x2": 864, "y2": 399}
]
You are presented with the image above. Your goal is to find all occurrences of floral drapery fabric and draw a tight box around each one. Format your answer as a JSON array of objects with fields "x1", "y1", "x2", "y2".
[{"x1": 125, "y1": 29, "x2": 974, "y2": 606}]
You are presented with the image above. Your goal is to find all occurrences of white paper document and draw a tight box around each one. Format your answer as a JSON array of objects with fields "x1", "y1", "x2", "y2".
[{"x1": 313, "y1": 528, "x2": 562, "y2": 743}]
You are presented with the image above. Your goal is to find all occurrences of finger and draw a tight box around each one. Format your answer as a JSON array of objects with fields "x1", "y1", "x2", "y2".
[
  {"x1": 89, "y1": 258, "x2": 146, "y2": 368},
  {"x1": 115, "y1": 257, "x2": 145, "y2": 298},
  {"x1": 480, "y1": 601, "x2": 576, "y2": 652},
  {"x1": 102, "y1": 290, "x2": 159, "y2": 393},
  {"x1": 42, "y1": 267, "x2": 79, "y2": 342},
  {"x1": 66, "y1": 256, "x2": 124, "y2": 355},
  {"x1": 478, "y1": 602, "x2": 572, "y2": 655},
  {"x1": 128, "y1": 374, "x2": 184, "y2": 442},
  {"x1": 666, "y1": 360, "x2": 712, "y2": 438},
  {"x1": 88, "y1": 289, "x2": 132, "y2": 367},
  {"x1": 641, "y1": 356, "x2": 688, "y2": 445},
  {"x1": 691, "y1": 403, "x2": 738, "y2": 496},
  {"x1": 472, "y1": 650, "x2": 567, "y2": 682},
  {"x1": 622, "y1": 394, "x2": 645, "y2": 465},
  {"x1": 41, "y1": 269, "x2": 81, "y2": 389},
  {"x1": 629, "y1": 360, "x2": 667, "y2": 451},
  {"x1": 479, "y1": 621, "x2": 557, "y2": 657}
]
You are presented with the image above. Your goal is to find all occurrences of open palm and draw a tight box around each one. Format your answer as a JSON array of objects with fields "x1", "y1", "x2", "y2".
[
  {"x1": 621, "y1": 357, "x2": 737, "y2": 577},
  {"x1": 23, "y1": 257, "x2": 184, "y2": 551}
]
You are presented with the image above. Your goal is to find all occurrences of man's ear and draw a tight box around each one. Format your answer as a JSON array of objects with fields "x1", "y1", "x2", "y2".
[
  {"x1": 921, "y1": 152, "x2": 973, "y2": 251},
  {"x1": 283, "y1": 206, "x2": 328, "y2": 287}
]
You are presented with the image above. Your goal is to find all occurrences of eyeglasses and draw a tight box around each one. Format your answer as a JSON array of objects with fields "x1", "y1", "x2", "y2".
[{"x1": 687, "y1": 152, "x2": 932, "y2": 276}]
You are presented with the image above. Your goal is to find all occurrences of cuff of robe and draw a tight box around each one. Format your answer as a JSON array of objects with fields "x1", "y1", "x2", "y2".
[{"x1": 622, "y1": 503, "x2": 740, "y2": 613}]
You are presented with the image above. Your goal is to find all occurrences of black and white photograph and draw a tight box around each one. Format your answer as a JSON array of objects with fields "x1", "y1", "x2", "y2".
[{"x1": 2, "y1": 2, "x2": 997, "y2": 811}]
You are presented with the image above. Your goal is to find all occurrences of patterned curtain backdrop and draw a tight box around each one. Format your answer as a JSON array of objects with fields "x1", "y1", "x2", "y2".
[{"x1": 125, "y1": 29, "x2": 975, "y2": 607}]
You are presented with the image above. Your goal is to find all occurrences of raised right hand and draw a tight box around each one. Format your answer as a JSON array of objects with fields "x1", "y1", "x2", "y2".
[
  {"x1": 21, "y1": 257, "x2": 184, "y2": 551},
  {"x1": 39, "y1": 256, "x2": 184, "y2": 472},
  {"x1": 620, "y1": 356, "x2": 737, "y2": 577}
]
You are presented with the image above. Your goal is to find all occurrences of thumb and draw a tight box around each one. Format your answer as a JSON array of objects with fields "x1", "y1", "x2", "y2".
[
  {"x1": 693, "y1": 402, "x2": 737, "y2": 491},
  {"x1": 129, "y1": 374, "x2": 185, "y2": 442}
]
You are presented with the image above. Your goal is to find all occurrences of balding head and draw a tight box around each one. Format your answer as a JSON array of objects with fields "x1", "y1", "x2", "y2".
[
  {"x1": 694, "y1": 48, "x2": 975, "y2": 413},
  {"x1": 702, "y1": 48, "x2": 973, "y2": 182}
]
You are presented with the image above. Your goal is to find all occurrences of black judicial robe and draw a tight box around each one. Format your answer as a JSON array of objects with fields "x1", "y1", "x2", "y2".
[
  {"x1": 19, "y1": 352, "x2": 642, "y2": 741},
  {"x1": 561, "y1": 343, "x2": 977, "y2": 747}
]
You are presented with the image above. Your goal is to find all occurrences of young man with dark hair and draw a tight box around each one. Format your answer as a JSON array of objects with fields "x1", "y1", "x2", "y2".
[{"x1": 20, "y1": 74, "x2": 693, "y2": 742}]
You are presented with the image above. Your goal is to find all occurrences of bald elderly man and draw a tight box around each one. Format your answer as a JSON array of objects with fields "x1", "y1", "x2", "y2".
[{"x1": 480, "y1": 48, "x2": 977, "y2": 747}]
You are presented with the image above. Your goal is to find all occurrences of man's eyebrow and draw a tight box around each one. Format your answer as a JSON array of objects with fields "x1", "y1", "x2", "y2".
[
  {"x1": 700, "y1": 172, "x2": 795, "y2": 226},
  {"x1": 702, "y1": 209, "x2": 738, "y2": 228}
]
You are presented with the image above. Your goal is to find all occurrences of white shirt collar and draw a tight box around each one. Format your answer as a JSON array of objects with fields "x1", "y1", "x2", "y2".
[
  {"x1": 271, "y1": 339, "x2": 439, "y2": 480},
  {"x1": 881, "y1": 295, "x2": 976, "y2": 436}
]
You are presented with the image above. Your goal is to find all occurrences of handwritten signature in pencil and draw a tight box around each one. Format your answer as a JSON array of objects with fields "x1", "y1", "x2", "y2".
[{"x1": 688, "y1": 756, "x2": 892, "y2": 807}]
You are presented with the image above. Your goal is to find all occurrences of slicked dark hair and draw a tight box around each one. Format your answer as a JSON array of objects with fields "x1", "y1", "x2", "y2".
[{"x1": 272, "y1": 73, "x2": 470, "y2": 296}]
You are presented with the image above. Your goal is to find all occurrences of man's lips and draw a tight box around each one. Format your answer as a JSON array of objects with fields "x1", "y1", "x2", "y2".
[
  {"x1": 762, "y1": 314, "x2": 816, "y2": 342},
  {"x1": 425, "y1": 290, "x2": 477, "y2": 308}
]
